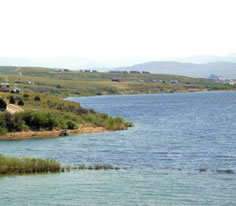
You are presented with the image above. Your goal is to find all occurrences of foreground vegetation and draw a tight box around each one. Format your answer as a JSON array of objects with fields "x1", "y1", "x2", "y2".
[
  {"x1": 0, "y1": 153, "x2": 118, "y2": 175},
  {"x1": 0, "y1": 92, "x2": 132, "y2": 137},
  {"x1": 0, "y1": 154, "x2": 60, "y2": 174},
  {"x1": 1, "y1": 153, "x2": 234, "y2": 176}
]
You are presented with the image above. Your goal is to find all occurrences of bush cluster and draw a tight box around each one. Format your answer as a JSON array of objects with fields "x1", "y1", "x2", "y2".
[
  {"x1": 79, "y1": 113, "x2": 132, "y2": 130},
  {"x1": 0, "y1": 98, "x2": 7, "y2": 111},
  {"x1": 0, "y1": 111, "x2": 78, "y2": 134},
  {"x1": 9, "y1": 96, "x2": 15, "y2": 104},
  {"x1": 0, "y1": 109, "x2": 132, "y2": 135}
]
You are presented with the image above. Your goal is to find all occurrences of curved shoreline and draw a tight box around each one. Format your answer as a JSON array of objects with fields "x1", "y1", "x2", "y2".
[
  {"x1": 65, "y1": 89, "x2": 236, "y2": 99},
  {"x1": 0, "y1": 125, "x2": 108, "y2": 141}
]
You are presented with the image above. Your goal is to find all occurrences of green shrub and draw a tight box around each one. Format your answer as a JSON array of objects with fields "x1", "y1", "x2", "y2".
[
  {"x1": 0, "y1": 98, "x2": 7, "y2": 111},
  {"x1": 106, "y1": 87, "x2": 118, "y2": 94},
  {"x1": 34, "y1": 96, "x2": 41, "y2": 101},
  {"x1": 23, "y1": 94, "x2": 30, "y2": 99},
  {"x1": 9, "y1": 96, "x2": 15, "y2": 104},
  {"x1": 66, "y1": 120, "x2": 78, "y2": 129},
  {"x1": 0, "y1": 127, "x2": 7, "y2": 135},
  {"x1": 18, "y1": 99, "x2": 24, "y2": 106}
]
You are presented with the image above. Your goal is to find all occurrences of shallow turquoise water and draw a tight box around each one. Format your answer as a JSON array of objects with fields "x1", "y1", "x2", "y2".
[
  {"x1": 0, "y1": 92, "x2": 236, "y2": 205},
  {"x1": 1, "y1": 169, "x2": 235, "y2": 206}
]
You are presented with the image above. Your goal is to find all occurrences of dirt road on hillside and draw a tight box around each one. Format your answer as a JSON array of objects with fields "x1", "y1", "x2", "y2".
[{"x1": 6, "y1": 104, "x2": 24, "y2": 114}]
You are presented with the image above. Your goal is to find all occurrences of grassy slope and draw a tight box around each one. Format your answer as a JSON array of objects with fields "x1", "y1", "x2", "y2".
[
  {"x1": 0, "y1": 91, "x2": 132, "y2": 137},
  {"x1": 0, "y1": 66, "x2": 235, "y2": 97},
  {"x1": 0, "y1": 66, "x2": 18, "y2": 74}
]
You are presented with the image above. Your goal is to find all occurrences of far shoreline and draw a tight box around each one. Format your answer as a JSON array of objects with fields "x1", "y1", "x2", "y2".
[{"x1": 66, "y1": 89, "x2": 236, "y2": 99}]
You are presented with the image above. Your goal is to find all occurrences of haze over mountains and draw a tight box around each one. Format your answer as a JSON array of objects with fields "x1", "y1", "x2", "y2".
[
  {"x1": 117, "y1": 61, "x2": 236, "y2": 78},
  {"x1": 1, "y1": 54, "x2": 236, "y2": 78}
]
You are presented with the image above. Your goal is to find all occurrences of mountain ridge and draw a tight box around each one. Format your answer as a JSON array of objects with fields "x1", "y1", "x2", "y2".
[
  {"x1": 1, "y1": 56, "x2": 236, "y2": 78},
  {"x1": 116, "y1": 61, "x2": 236, "y2": 78}
]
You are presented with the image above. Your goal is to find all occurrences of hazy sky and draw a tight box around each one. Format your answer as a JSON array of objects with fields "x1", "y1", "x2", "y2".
[{"x1": 1, "y1": 0, "x2": 236, "y2": 59}]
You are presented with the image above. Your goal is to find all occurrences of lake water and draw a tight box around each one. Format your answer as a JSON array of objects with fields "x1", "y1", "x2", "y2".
[{"x1": 0, "y1": 92, "x2": 235, "y2": 205}]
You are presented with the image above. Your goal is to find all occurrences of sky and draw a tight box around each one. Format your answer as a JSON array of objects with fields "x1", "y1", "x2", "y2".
[{"x1": 0, "y1": 0, "x2": 236, "y2": 60}]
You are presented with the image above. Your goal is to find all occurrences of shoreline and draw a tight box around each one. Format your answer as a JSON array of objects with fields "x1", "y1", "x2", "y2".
[
  {"x1": 1, "y1": 90, "x2": 234, "y2": 141},
  {"x1": 62, "y1": 90, "x2": 236, "y2": 102},
  {"x1": 65, "y1": 89, "x2": 236, "y2": 99},
  {"x1": 0, "y1": 125, "x2": 108, "y2": 141}
]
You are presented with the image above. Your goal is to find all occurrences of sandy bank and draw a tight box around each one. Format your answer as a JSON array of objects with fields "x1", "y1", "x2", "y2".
[{"x1": 0, "y1": 125, "x2": 108, "y2": 140}]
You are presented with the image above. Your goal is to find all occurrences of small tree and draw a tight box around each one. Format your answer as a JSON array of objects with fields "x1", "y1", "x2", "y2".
[
  {"x1": 0, "y1": 127, "x2": 7, "y2": 135},
  {"x1": 0, "y1": 98, "x2": 7, "y2": 111},
  {"x1": 23, "y1": 94, "x2": 30, "y2": 99},
  {"x1": 34, "y1": 96, "x2": 41, "y2": 101},
  {"x1": 9, "y1": 96, "x2": 16, "y2": 104},
  {"x1": 18, "y1": 99, "x2": 24, "y2": 106},
  {"x1": 66, "y1": 120, "x2": 78, "y2": 129}
]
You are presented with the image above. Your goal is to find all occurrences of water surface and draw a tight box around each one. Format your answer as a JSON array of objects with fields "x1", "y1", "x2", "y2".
[{"x1": 0, "y1": 92, "x2": 235, "y2": 205}]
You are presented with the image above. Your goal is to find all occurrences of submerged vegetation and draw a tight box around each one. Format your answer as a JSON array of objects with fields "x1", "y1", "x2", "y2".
[
  {"x1": 0, "y1": 153, "x2": 119, "y2": 175},
  {"x1": 1, "y1": 153, "x2": 234, "y2": 176}
]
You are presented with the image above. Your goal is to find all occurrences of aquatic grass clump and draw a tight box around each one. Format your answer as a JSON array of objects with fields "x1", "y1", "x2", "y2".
[
  {"x1": 198, "y1": 168, "x2": 207, "y2": 172},
  {"x1": 0, "y1": 154, "x2": 61, "y2": 175},
  {"x1": 59, "y1": 164, "x2": 119, "y2": 172},
  {"x1": 67, "y1": 164, "x2": 117, "y2": 170},
  {"x1": 196, "y1": 168, "x2": 234, "y2": 174},
  {"x1": 216, "y1": 169, "x2": 233, "y2": 174}
]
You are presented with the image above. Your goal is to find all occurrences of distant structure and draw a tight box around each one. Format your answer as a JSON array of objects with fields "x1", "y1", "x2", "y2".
[
  {"x1": 77, "y1": 69, "x2": 98, "y2": 73},
  {"x1": 109, "y1": 70, "x2": 128, "y2": 74},
  {"x1": 142, "y1": 71, "x2": 150, "y2": 74},
  {"x1": 0, "y1": 83, "x2": 10, "y2": 92},
  {"x1": 0, "y1": 83, "x2": 21, "y2": 93},
  {"x1": 170, "y1": 80, "x2": 178, "y2": 84},
  {"x1": 55, "y1": 69, "x2": 70, "y2": 72},
  {"x1": 208, "y1": 74, "x2": 223, "y2": 80},
  {"x1": 11, "y1": 87, "x2": 21, "y2": 93},
  {"x1": 112, "y1": 78, "x2": 120, "y2": 82},
  {"x1": 130, "y1": 71, "x2": 141, "y2": 74},
  {"x1": 215, "y1": 79, "x2": 236, "y2": 85}
]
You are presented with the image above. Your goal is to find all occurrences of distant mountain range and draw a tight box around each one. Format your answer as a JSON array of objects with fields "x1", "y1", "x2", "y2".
[
  {"x1": 0, "y1": 57, "x2": 102, "y2": 70},
  {"x1": 116, "y1": 61, "x2": 236, "y2": 78},
  {"x1": 1, "y1": 54, "x2": 236, "y2": 78},
  {"x1": 178, "y1": 53, "x2": 236, "y2": 64}
]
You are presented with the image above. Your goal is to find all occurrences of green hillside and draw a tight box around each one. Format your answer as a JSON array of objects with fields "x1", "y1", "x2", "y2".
[
  {"x1": 0, "y1": 66, "x2": 17, "y2": 74},
  {"x1": 0, "y1": 66, "x2": 235, "y2": 97}
]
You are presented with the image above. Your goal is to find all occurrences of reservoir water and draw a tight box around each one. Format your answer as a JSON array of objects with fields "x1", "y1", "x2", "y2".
[{"x1": 0, "y1": 92, "x2": 235, "y2": 205}]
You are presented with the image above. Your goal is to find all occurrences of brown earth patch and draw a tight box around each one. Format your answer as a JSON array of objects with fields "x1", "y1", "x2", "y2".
[{"x1": 0, "y1": 125, "x2": 108, "y2": 140}]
